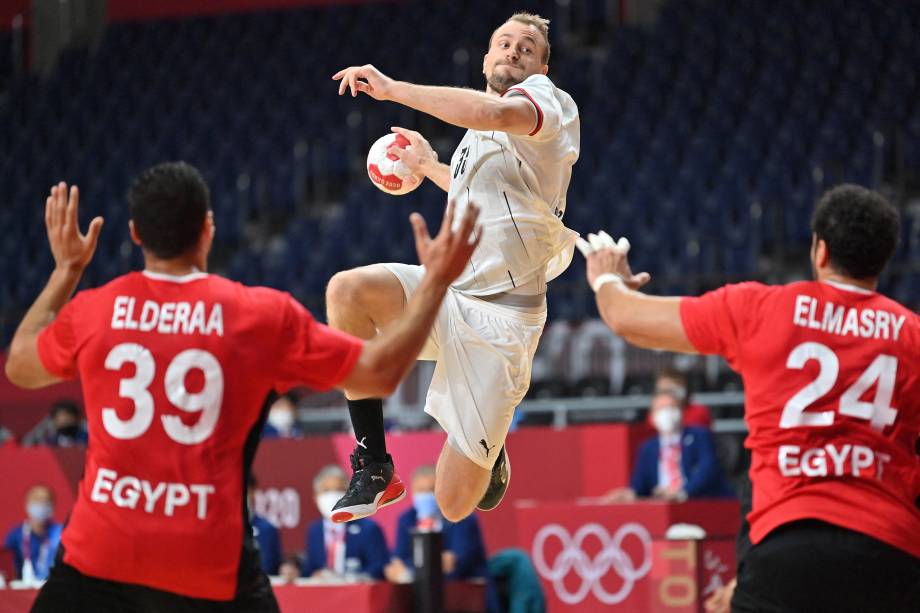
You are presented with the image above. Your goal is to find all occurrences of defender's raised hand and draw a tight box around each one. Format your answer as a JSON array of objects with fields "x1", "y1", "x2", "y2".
[
  {"x1": 410, "y1": 200, "x2": 481, "y2": 286},
  {"x1": 332, "y1": 64, "x2": 395, "y2": 100},
  {"x1": 576, "y1": 231, "x2": 651, "y2": 291},
  {"x1": 45, "y1": 182, "x2": 103, "y2": 273}
]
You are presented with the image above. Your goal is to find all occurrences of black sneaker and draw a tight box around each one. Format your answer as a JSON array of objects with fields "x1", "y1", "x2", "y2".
[
  {"x1": 477, "y1": 445, "x2": 510, "y2": 511},
  {"x1": 331, "y1": 451, "x2": 406, "y2": 523}
]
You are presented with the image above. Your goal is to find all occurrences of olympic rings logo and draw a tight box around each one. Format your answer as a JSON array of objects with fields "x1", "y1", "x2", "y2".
[{"x1": 532, "y1": 522, "x2": 652, "y2": 605}]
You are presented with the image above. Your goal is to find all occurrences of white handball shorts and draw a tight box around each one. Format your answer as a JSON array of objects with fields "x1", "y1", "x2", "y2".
[{"x1": 382, "y1": 263, "x2": 546, "y2": 470}]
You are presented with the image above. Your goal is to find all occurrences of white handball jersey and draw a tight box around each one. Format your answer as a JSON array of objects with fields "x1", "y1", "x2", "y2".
[{"x1": 447, "y1": 73, "x2": 580, "y2": 295}]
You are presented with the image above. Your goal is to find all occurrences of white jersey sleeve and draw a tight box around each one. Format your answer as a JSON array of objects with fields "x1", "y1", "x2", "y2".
[
  {"x1": 503, "y1": 73, "x2": 565, "y2": 141},
  {"x1": 446, "y1": 74, "x2": 580, "y2": 295}
]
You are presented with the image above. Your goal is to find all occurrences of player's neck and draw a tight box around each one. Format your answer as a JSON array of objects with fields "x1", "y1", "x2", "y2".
[
  {"x1": 143, "y1": 256, "x2": 206, "y2": 277},
  {"x1": 28, "y1": 519, "x2": 47, "y2": 535},
  {"x1": 818, "y1": 271, "x2": 876, "y2": 293}
]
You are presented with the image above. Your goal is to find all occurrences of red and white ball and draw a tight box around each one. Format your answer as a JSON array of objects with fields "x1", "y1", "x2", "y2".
[{"x1": 366, "y1": 133, "x2": 422, "y2": 196}]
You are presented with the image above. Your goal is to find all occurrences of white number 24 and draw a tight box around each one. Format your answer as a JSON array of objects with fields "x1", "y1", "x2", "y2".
[
  {"x1": 102, "y1": 343, "x2": 224, "y2": 444},
  {"x1": 780, "y1": 341, "x2": 898, "y2": 431}
]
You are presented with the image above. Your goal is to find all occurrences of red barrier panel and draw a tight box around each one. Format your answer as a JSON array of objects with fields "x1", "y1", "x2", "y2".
[
  {"x1": 517, "y1": 500, "x2": 739, "y2": 612},
  {"x1": 0, "y1": 448, "x2": 79, "y2": 546},
  {"x1": 0, "y1": 424, "x2": 646, "y2": 557},
  {"x1": 0, "y1": 581, "x2": 485, "y2": 613},
  {"x1": 0, "y1": 354, "x2": 84, "y2": 439}
]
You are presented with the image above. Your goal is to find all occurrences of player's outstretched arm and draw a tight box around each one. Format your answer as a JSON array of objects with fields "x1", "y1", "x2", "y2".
[
  {"x1": 332, "y1": 65, "x2": 537, "y2": 135},
  {"x1": 388, "y1": 127, "x2": 451, "y2": 193},
  {"x1": 6, "y1": 183, "x2": 103, "y2": 389},
  {"x1": 338, "y1": 202, "x2": 481, "y2": 397},
  {"x1": 577, "y1": 232, "x2": 696, "y2": 353}
]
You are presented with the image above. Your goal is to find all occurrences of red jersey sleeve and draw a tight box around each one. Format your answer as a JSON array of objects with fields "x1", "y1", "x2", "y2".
[
  {"x1": 36, "y1": 293, "x2": 84, "y2": 379},
  {"x1": 679, "y1": 282, "x2": 767, "y2": 370},
  {"x1": 273, "y1": 294, "x2": 363, "y2": 392}
]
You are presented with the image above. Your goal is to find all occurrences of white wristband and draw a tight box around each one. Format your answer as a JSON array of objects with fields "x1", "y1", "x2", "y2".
[{"x1": 592, "y1": 273, "x2": 625, "y2": 293}]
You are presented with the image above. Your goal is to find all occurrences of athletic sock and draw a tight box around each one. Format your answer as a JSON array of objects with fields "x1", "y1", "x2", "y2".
[{"x1": 347, "y1": 398, "x2": 388, "y2": 463}]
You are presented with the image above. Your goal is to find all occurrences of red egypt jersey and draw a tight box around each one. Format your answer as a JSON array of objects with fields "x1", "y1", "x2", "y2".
[
  {"x1": 680, "y1": 280, "x2": 920, "y2": 558},
  {"x1": 36, "y1": 270, "x2": 363, "y2": 599}
]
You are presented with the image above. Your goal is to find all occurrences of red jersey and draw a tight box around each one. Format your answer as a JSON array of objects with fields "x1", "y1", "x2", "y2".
[
  {"x1": 36, "y1": 270, "x2": 363, "y2": 599},
  {"x1": 680, "y1": 280, "x2": 920, "y2": 558}
]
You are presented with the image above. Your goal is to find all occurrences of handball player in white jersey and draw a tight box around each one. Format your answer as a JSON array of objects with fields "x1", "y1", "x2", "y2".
[{"x1": 328, "y1": 13, "x2": 637, "y2": 523}]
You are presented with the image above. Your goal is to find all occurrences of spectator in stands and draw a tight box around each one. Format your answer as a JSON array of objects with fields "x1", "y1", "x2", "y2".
[
  {"x1": 302, "y1": 465, "x2": 388, "y2": 579},
  {"x1": 247, "y1": 474, "x2": 281, "y2": 575},
  {"x1": 489, "y1": 549, "x2": 546, "y2": 613},
  {"x1": 606, "y1": 391, "x2": 734, "y2": 502},
  {"x1": 3, "y1": 485, "x2": 62, "y2": 581},
  {"x1": 0, "y1": 424, "x2": 12, "y2": 446},
  {"x1": 385, "y1": 465, "x2": 490, "y2": 584},
  {"x1": 23, "y1": 400, "x2": 87, "y2": 447},
  {"x1": 654, "y1": 366, "x2": 712, "y2": 428},
  {"x1": 262, "y1": 394, "x2": 303, "y2": 439},
  {"x1": 278, "y1": 556, "x2": 301, "y2": 584}
]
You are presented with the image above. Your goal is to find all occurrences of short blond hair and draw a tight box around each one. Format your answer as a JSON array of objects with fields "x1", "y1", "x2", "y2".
[{"x1": 494, "y1": 12, "x2": 551, "y2": 64}]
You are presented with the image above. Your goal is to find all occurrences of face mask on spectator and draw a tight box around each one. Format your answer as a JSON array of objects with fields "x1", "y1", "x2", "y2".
[
  {"x1": 315, "y1": 491, "x2": 344, "y2": 519},
  {"x1": 412, "y1": 492, "x2": 440, "y2": 520},
  {"x1": 267, "y1": 408, "x2": 294, "y2": 432},
  {"x1": 57, "y1": 424, "x2": 80, "y2": 437},
  {"x1": 27, "y1": 502, "x2": 53, "y2": 523},
  {"x1": 653, "y1": 405, "x2": 682, "y2": 434}
]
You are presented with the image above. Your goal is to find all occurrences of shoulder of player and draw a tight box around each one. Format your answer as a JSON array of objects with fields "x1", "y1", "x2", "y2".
[
  {"x1": 696, "y1": 279, "x2": 772, "y2": 301},
  {"x1": 509, "y1": 73, "x2": 556, "y2": 91},
  {"x1": 217, "y1": 278, "x2": 295, "y2": 308},
  {"x1": 870, "y1": 292, "x2": 919, "y2": 322},
  {"x1": 507, "y1": 74, "x2": 576, "y2": 106},
  {"x1": 67, "y1": 271, "x2": 140, "y2": 306}
]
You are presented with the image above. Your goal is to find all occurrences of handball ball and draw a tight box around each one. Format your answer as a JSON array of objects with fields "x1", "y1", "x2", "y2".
[{"x1": 366, "y1": 133, "x2": 422, "y2": 196}]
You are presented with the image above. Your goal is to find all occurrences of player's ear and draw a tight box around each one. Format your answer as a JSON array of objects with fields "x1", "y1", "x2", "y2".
[
  {"x1": 128, "y1": 220, "x2": 142, "y2": 247},
  {"x1": 541, "y1": 64, "x2": 549, "y2": 75},
  {"x1": 815, "y1": 237, "x2": 830, "y2": 268},
  {"x1": 203, "y1": 211, "x2": 215, "y2": 246}
]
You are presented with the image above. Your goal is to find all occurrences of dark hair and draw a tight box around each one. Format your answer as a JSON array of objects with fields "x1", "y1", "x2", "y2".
[
  {"x1": 811, "y1": 185, "x2": 900, "y2": 279},
  {"x1": 655, "y1": 366, "x2": 690, "y2": 407},
  {"x1": 50, "y1": 399, "x2": 80, "y2": 419},
  {"x1": 128, "y1": 162, "x2": 210, "y2": 259},
  {"x1": 655, "y1": 366, "x2": 687, "y2": 386},
  {"x1": 26, "y1": 484, "x2": 55, "y2": 503}
]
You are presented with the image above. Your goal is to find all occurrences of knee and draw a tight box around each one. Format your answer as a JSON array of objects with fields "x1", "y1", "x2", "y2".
[
  {"x1": 436, "y1": 486, "x2": 475, "y2": 523},
  {"x1": 326, "y1": 269, "x2": 363, "y2": 310}
]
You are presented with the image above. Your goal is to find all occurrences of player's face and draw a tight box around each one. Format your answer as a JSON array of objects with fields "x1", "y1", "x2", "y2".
[{"x1": 483, "y1": 21, "x2": 548, "y2": 94}]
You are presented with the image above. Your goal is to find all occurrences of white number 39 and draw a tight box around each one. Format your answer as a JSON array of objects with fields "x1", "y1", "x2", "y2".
[
  {"x1": 102, "y1": 343, "x2": 224, "y2": 444},
  {"x1": 780, "y1": 341, "x2": 898, "y2": 431}
]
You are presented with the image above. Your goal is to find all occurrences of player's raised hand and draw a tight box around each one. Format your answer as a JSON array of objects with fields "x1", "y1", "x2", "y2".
[
  {"x1": 577, "y1": 231, "x2": 651, "y2": 291},
  {"x1": 332, "y1": 64, "x2": 394, "y2": 100},
  {"x1": 45, "y1": 182, "x2": 104, "y2": 273},
  {"x1": 389, "y1": 127, "x2": 438, "y2": 185},
  {"x1": 410, "y1": 200, "x2": 482, "y2": 286}
]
